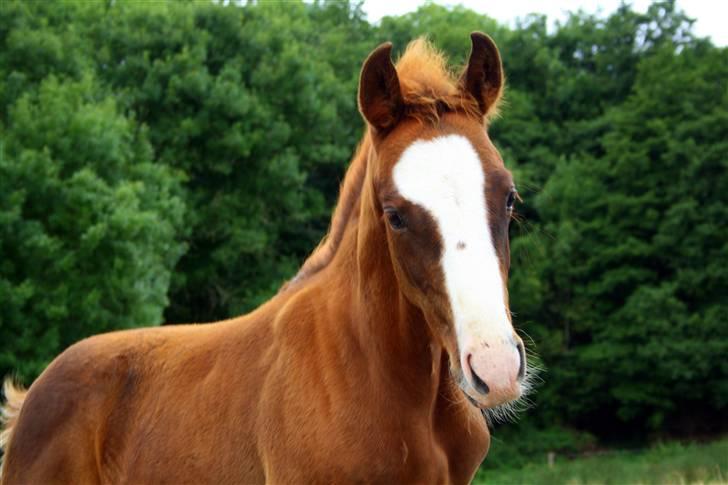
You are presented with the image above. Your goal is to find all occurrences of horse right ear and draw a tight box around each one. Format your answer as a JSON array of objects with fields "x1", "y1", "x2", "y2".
[{"x1": 358, "y1": 42, "x2": 404, "y2": 133}]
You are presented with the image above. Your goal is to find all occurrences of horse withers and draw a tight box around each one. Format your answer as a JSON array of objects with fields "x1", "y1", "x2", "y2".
[{"x1": 0, "y1": 33, "x2": 532, "y2": 484}]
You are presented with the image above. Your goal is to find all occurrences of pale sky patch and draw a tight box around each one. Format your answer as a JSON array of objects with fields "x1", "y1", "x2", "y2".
[{"x1": 362, "y1": 0, "x2": 727, "y2": 46}]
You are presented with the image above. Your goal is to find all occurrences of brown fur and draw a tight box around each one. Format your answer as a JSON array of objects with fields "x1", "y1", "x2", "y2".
[{"x1": 0, "y1": 35, "x2": 518, "y2": 484}]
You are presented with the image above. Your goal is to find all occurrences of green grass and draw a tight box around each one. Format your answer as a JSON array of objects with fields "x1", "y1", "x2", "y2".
[{"x1": 474, "y1": 438, "x2": 728, "y2": 485}]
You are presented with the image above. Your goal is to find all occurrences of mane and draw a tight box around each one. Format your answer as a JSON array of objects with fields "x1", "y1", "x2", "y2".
[
  {"x1": 283, "y1": 37, "x2": 492, "y2": 290},
  {"x1": 281, "y1": 134, "x2": 370, "y2": 291},
  {"x1": 395, "y1": 37, "x2": 487, "y2": 123}
]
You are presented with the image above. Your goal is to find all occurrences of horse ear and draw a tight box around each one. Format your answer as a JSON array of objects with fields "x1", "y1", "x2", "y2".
[
  {"x1": 358, "y1": 42, "x2": 404, "y2": 133},
  {"x1": 459, "y1": 32, "x2": 504, "y2": 118}
]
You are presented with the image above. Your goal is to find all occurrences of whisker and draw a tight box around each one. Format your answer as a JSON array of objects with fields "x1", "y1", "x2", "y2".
[{"x1": 480, "y1": 358, "x2": 543, "y2": 425}]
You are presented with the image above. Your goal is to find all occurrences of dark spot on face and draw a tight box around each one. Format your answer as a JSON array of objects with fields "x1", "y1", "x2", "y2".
[{"x1": 456, "y1": 241, "x2": 466, "y2": 250}]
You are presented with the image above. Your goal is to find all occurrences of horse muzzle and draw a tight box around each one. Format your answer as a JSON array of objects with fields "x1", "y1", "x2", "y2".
[{"x1": 459, "y1": 335, "x2": 526, "y2": 408}]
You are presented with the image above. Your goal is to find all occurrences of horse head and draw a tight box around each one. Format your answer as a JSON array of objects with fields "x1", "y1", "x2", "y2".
[{"x1": 358, "y1": 33, "x2": 529, "y2": 412}]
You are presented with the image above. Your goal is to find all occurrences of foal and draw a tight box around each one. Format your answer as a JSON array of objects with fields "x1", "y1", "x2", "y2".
[{"x1": 0, "y1": 33, "x2": 530, "y2": 484}]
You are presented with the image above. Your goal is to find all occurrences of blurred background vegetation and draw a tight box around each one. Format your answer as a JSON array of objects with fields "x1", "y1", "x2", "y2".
[{"x1": 1, "y1": 0, "x2": 726, "y2": 477}]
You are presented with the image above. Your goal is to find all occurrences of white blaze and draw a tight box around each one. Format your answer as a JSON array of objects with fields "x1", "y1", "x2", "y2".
[{"x1": 392, "y1": 135, "x2": 512, "y2": 346}]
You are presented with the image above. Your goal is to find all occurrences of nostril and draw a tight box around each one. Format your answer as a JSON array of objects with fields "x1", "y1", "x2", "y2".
[
  {"x1": 467, "y1": 354, "x2": 490, "y2": 395},
  {"x1": 516, "y1": 342, "x2": 526, "y2": 380}
]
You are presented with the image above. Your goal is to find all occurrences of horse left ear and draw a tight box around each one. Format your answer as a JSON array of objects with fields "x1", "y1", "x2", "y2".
[
  {"x1": 459, "y1": 32, "x2": 504, "y2": 118},
  {"x1": 358, "y1": 42, "x2": 404, "y2": 133}
]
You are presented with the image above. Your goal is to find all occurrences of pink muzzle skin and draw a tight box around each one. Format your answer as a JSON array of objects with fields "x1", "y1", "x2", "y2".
[{"x1": 461, "y1": 338, "x2": 524, "y2": 407}]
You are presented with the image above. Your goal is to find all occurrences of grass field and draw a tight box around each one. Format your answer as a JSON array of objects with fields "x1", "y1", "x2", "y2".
[{"x1": 474, "y1": 438, "x2": 728, "y2": 485}]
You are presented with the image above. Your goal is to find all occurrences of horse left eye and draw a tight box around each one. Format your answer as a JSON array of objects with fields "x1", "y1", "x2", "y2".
[
  {"x1": 385, "y1": 208, "x2": 406, "y2": 230},
  {"x1": 506, "y1": 190, "x2": 517, "y2": 211}
]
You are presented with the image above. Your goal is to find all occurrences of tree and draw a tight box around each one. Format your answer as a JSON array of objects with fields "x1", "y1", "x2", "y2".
[
  {"x1": 535, "y1": 39, "x2": 728, "y2": 436},
  {"x1": 0, "y1": 75, "x2": 185, "y2": 381},
  {"x1": 82, "y1": 0, "x2": 370, "y2": 321}
]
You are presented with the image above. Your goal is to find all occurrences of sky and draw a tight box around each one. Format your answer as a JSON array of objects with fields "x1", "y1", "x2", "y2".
[{"x1": 361, "y1": 0, "x2": 728, "y2": 46}]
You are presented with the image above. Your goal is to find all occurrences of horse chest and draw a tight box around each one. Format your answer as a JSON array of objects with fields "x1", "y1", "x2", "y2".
[
  {"x1": 433, "y1": 400, "x2": 491, "y2": 483},
  {"x1": 257, "y1": 391, "x2": 487, "y2": 484}
]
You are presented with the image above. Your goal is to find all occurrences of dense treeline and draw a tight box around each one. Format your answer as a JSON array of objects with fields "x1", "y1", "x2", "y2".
[{"x1": 1, "y1": 0, "x2": 726, "y2": 468}]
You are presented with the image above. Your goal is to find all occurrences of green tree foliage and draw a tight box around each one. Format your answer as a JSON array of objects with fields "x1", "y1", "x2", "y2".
[
  {"x1": 78, "y1": 0, "x2": 367, "y2": 320},
  {"x1": 1, "y1": 0, "x2": 726, "y2": 468},
  {"x1": 538, "y1": 41, "x2": 728, "y2": 432},
  {"x1": 0, "y1": 74, "x2": 185, "y2": 380}
]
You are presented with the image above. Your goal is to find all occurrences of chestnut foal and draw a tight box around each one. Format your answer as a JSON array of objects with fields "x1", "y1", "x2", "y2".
[{"x1": 0, "y1": 33, "x2": 529, "y2": 484}]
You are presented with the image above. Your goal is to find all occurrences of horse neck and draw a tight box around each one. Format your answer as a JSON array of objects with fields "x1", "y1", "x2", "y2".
[{"x1": 323, "y1": 146, "x2": 445, "y2": 405}]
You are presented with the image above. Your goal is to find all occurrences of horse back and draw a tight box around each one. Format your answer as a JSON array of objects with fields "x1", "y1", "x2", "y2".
[{"x1": 1, "y1": 320, "x2": 271, "y2": 484}]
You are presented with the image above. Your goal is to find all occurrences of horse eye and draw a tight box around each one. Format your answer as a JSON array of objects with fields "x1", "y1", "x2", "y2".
[
  {"x1": 385, "y1": 208, "x2": 406, "y2": 230},
  {"x1": 506, "y1": 190, "x2": 517, "y2": 211}
]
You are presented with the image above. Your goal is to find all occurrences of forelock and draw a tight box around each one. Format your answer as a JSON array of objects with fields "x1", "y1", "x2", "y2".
[{"x1": 394, "y1": 38, "x2": 485, "y2": 124}]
